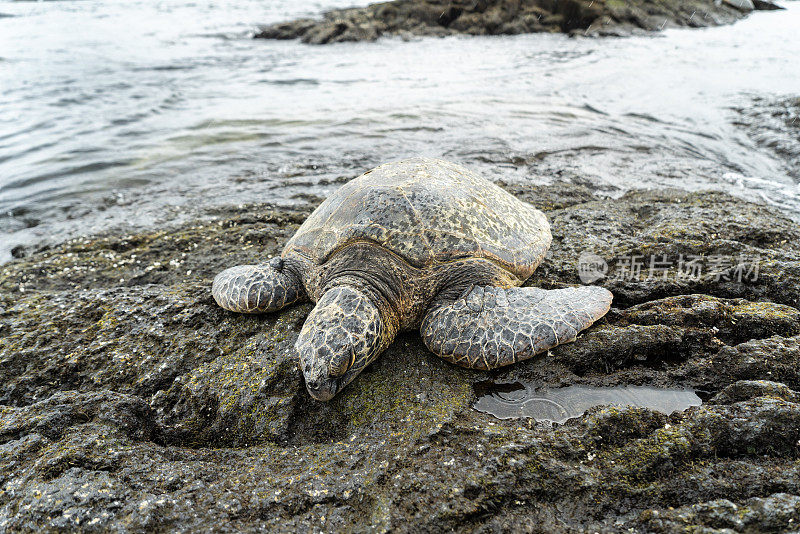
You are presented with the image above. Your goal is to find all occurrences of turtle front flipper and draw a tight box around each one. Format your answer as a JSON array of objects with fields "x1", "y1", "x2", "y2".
[
  {"x1": 212, "y1": 258, "x2": 305, "y2": 313},
  {"x1": 420, "y1": 286, "x2": 612, "y2": 370}
]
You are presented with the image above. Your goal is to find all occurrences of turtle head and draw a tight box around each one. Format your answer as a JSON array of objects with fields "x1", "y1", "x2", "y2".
[{"x1": 296, "y1": 285, "x2": 394, "y2": 401}]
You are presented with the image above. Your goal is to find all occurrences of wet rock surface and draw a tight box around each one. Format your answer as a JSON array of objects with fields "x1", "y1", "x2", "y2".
[
  {"x1": 2, "y1": 184, "x2": 800, "y2": 531},
  {"x1": 254, "y1": 0, "x2": 781, "y2": 44}
]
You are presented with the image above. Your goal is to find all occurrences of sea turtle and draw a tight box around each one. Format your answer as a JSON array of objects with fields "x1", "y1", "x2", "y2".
[{"x1": 212, "y1": 158, "x2": 612, "y2": 400}]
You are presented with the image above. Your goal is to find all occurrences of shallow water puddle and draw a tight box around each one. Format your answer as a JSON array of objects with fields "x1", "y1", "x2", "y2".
[{"x1": 474, "y1": 382, "x2": 701, "y2": 423}]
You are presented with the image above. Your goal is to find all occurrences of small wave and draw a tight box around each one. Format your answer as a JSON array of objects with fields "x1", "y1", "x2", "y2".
[
  {"x1": 149, "y1": 65, "x2": 196, "y2": 72},
  {"x1": 0, "y1": 160, "x2": 130, "y2": 194},
  {"x1": 623, "y1": 112, "x2": 670, "y2": 124},
  {"x1": 188, "y1": 32, "x2": 250, "y2": 41},
  {"x1": 581, "y1": 103, "x2": 609, "y2": 115},
  {"x1": 732, "y1": 94, "x2": 800, "y2": 181},
  {"x1": 263, "y1": 77, "x2": 320, "y2": 86}
]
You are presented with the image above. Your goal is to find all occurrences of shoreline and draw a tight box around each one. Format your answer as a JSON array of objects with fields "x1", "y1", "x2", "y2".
[
  {"x1": 3, "y1": 184, "x2": 800, "y2": 530},
  {"x1": 254, "y1": 0, "x2": 782, "y2": 44}
]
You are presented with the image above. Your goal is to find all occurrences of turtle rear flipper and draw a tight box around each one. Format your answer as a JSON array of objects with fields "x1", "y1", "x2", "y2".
[
  {"x1": 421, "y1": 286, "x2": 612, "y2": 370},
  {"x1": 212, "y1": 258, "x2": 305, "y2": 313}
]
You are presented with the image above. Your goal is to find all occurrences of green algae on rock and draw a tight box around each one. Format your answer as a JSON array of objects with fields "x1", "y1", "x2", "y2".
[{"x1": 2, "y1": 185, "x2": 800, "y2": 531}]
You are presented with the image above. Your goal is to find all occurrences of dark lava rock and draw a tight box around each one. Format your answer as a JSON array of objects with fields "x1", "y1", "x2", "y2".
[
  {"x1": 254, "y1": 0, "x2": 755, "y2": 44},
  {"x1": 752, "y1": 0, "x2": 784, "y2": 10},
  {"x1": 710, "y1": 380, "x2": 800, "y2": 404},
  {"x1": 642, "y1": 492, "x2": 800, "y2": 532},
  {"x1": 2, "y1": 185, "x2": 800, "y2": 531}
]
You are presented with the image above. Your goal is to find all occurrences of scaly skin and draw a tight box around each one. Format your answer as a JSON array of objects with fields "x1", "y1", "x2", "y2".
[
  {"x1": 211, "y1": 257, "x2": 305, "y2": 313},
  {"x1": 421, "y1": 285, "x2": 613, "y2": 370}
]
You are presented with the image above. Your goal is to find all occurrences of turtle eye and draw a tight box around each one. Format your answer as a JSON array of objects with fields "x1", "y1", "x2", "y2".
[{"x1": 328, "y1": 352, "x2": 352, "y2": 378}]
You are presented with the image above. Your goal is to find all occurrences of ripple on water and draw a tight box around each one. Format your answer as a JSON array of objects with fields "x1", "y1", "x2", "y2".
[{"x1": 473, "y1": 382, "x2": 702, "y2": 424}]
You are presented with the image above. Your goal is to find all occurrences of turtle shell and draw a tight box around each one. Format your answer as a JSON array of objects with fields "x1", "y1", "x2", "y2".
[{"x1": 284, "y1": 158, "x2": 551, "y2": 280}]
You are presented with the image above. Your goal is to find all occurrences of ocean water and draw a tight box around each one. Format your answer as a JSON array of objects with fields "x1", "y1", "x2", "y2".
[{"x1": 1, "y1": 0, "x2": 798, "y2": 261}]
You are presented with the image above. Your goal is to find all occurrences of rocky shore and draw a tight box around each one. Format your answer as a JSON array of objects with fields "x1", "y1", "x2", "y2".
[
  {"x1": 3, "y1": 180, "x2": 800, "y2": 531},
  {"x1": 255, "y1": 0, "x2": 781, "y2": 44}
]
